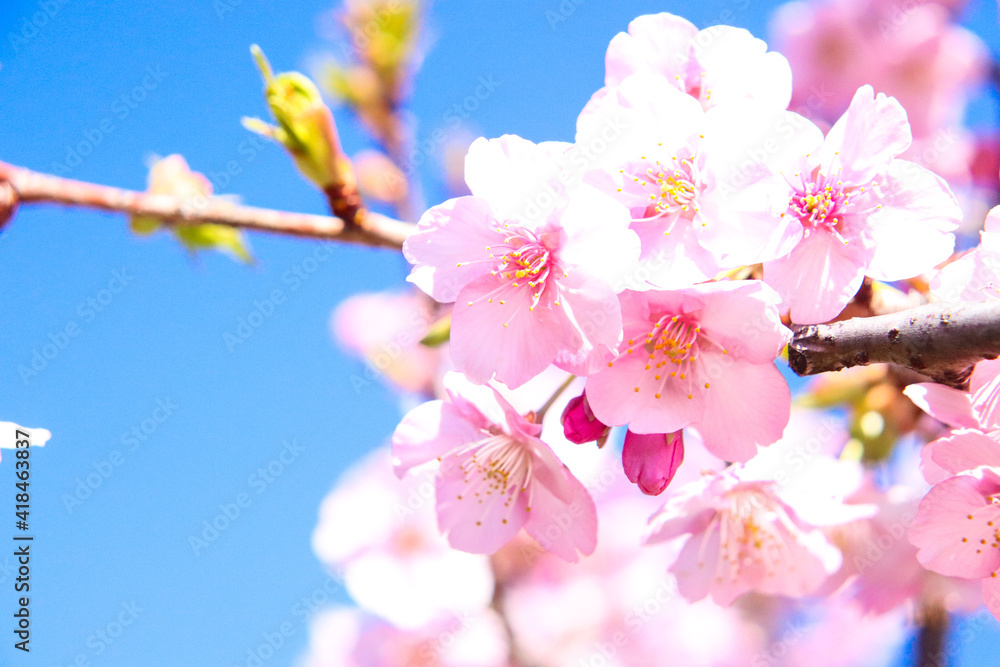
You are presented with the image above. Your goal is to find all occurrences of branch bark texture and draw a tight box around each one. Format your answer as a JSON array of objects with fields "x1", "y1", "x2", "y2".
[
  {"x1": 0, "y1": 161, "x2": 413, "y2": 249},
  {"x1": 788, "y1": 301, "x2": 1000, "y2": 388}
]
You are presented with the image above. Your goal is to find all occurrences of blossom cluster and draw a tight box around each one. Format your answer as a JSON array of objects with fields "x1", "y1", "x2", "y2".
[
  {"x1": 394, "y1": 10, "x2": 960, "y2": 568},
  {"x1": 313, "y1": 6, "x2": 1000, "y2": 664}
]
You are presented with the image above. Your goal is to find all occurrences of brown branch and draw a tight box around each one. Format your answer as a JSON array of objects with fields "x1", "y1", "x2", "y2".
[
  {"x1": 788, "y1": 301, "x2": 1000, "y2": 389},
  {"x1": 915, "y1": 603, "x2": 949, "y2": 667},
  {"x1": 0, "y1": 161, "x2": 413, "y2": 250}
]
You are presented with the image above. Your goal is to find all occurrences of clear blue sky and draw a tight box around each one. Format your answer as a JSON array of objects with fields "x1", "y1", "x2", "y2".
[{"x1": 0, "y1": 0, "x2": 998, "y2": 665}]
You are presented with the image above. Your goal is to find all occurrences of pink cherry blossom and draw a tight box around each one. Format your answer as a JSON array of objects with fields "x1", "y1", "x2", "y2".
[
  {"x1": 302, "y1": 607, "x2": 510, "y2": 667},
  {"x1": 311, "y1": 448, "x2": 494, "y2": 628},
  {"x1": 907, "y1": 429, "x2": 1000, "y2": 620},
  {"x1": 905, "y1": 358, "x2": 1000, "y2": 435},
  {"x1": 932, "y1": 206, "x2": 1000, "y2": 304},
  {"x1": 772, "y1": 0, "x2": 987, "y2": 142},
  {"x1": 622, "y1": 429, "x2": 684, "y2": 496},
  {"x1": 645, "y1": 468, "x2": 844, "y2": 606},
  {"x1": 575, "y1": 74, "x2": 804, "y2": 289},
  {"x1": 823, "y1": 476, "x2": 982, "y2": 615},
  {"x1": 644, "y1": 411, "x2": 872, "y2": 606},
  {"x1": 605, "y1": 13, "x2": 792, "y2": 110},
  {"x1": 392, "y1": 372, "x2": 598, "y2": 562},
  {"x1": 404, "y1": 135, "x2": 640, "y2": 388},
  {"x1": 761, "y1": 85, "x2": 961, "y2": 323},
  {"x1": 331, "y1": 291, "x2": 441, "y2": 394},
  {"x1": 585, "y1": 279, "x2": 791, "y2": 462}
]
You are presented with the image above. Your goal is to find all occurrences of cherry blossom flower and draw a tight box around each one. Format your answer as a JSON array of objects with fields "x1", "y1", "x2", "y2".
[
  {"x1": 331, "y1": 291, "x2": 441, "y2": 394},
  {"x1": 931, "y1": 206, "x2": 1000, "y2": 304},
  {"x1": 302, "y1": 607, "x2": 510, "y2": 667},
  {"x1": 404, "y1": 135, "x2": 640, "y2": 388},
  {"x1": 497, "y1": 453, "x2": 762, "y2": 667},
  {"x1": 312, "y1": 448, "x2": 494, "y2": 628},
  {"x1": 645, "y1": 443, "x2": 870, "y2": 605},
  {"x1": 761, "y1": 85, "x2": 961, "y2": 323},
  {"x1": 585, "y1": 279, "x2": 791, "y2": 463},
  {"x1": 392, "y1": 372, "x2": 598, "y2": 562},
  {"x1": 904, "y1": 358, "x2": 1000, "y2": 483},
  {"x1": 646, "y1": 468, "x2": 843, "y2": 606},
  {"x1": 605, "y1": 12, "x2": 793, "y2": 110},
  {"x1": 827, "y1": 482, "x2": 981, "y2": 615},
  {"x1": 575, "y1": 73, "x2": 803, "y2": 289},
  {"x1": 907, "y1": 430, "x2": 1000, "y2": 620},
  {"x1": 772, "y1": 0, "x2": 987, "y2": 141}
]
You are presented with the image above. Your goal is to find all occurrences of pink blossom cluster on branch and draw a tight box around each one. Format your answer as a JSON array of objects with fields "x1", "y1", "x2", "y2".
[
  {"x1": 393, "y1": 9, "x2": 958, "y2": 562},
  {"x1": 313, "y1": 7, "x2": 1000, "y2": 664}
]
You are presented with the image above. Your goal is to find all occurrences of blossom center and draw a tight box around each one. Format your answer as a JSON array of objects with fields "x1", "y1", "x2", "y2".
[
  {"x1": 788, "y1": 170, "x2": 859, "y2": 243},
  {"x1": 611, "y1": 313, "x2": 727, "y2": 400},
  {"x1": 457, "y1": 433, "x2": 533, "y2": 511},
  {"x1": 461, "y1": 226, "x2": 563, "y2": 316},
  {"x1": 622, "y1": 152, "x2": 704, "y2": 233},
  {"x1": 698, "y1": 485, "x2": 801, "y2": 579}
]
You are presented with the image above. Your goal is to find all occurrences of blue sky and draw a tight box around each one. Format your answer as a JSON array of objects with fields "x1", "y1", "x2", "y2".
[{"x1": 0, "y1": 0, "x2": 998, "y2": 665}]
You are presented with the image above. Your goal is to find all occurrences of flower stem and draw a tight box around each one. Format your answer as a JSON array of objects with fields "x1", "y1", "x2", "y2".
[{"x1": 534, "y1": 374, "x2": 577, "y2": 424}]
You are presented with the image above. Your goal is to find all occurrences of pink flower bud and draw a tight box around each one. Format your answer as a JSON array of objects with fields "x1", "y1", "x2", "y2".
[
  {"x1": 561, "y1": 392, "x2": 610, "y2": 445},
  {"x1": 623, "y1": 430, "x2": 684, "y2": 496}
]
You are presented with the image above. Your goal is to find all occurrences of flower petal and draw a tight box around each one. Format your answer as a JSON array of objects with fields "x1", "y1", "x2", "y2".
[
  {"x1": 764, "y1": 228, "x2": 873, "y2": 324},
  {"x1": 928, "y1": 429, "x2": 1000, "y2": 475},
  {"x1": 903, "y1": 382, "x2": 978, "y2": 429},
  {"x1": 404, "y1": 196, "x2": 500, "y2": 303},
  {"x1": 450, "y1": 275, "x2": 562, "y2": 388},
  {"x1": 909, "y1": 472, "x2": 1000, "y2": 578},
  {"x1": 819, "y1": 85, "x2": 911, "y2": 184},
  {"x1": 971, "y1": 358, "x2": 1000, "y2": 430},
  {"x1": 865, "y1": 161, "x2": 959, "y2": 281},
  {"x1": 392, "y1": 400, "x2": 484, "y2": 478},
  {"x1": 622, "y1": 430, "x2": 684, "y2": 495},
  {"x1": 523, "y1": 468, "x2": 598, "y2": 562},
  {"x1": 435, "y1": 466, "x2": 527, "y2": 555},
  {"x1": 604, "y1": 13, "x2": 698, "y2": 87},
  {"x1": 463, "y1": 135, "x2": 570, "y2": 222},
  {"x1": 692, "y1": 359, "x2": 791, "y2": 462}
]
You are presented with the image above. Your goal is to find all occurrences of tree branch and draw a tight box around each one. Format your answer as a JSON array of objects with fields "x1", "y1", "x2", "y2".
[
  {"x1": 788, "y1": 301, "x2": 1000, "y2": 388},
  {"x1": 0, "y1": 161, "x2": 413, "y2": 250}
]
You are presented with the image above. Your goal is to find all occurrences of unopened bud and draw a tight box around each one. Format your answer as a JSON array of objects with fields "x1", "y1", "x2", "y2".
[
  {"x1": 622, "y1": 430, "x2": 684, "y2": 496},
  {"x1": 561, "y1": 391, "x2": 610, "y2": 445},
  {"x1": 243, "y1": 45, "x2": 355, "y2": 194}
]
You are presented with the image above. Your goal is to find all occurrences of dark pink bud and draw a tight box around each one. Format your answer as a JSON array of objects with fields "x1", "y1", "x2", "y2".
[
  {"x1": 623, "y1": 430, "x2": 684, "y2": 496},
  {"x1": 561, "y1": 391, "x2": 610, "y2": 444}
]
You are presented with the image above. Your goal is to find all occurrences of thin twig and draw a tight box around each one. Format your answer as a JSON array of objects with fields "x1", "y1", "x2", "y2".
[
  {"x1": 788, "y1": 301, "x2": 1000, "y2": 388},
  {"x1": 0, "y1": 161, "x2": 413, "y2": 249},
  {"x1": 534, "y1": 374, "x2": 577, "y2": 424}
]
